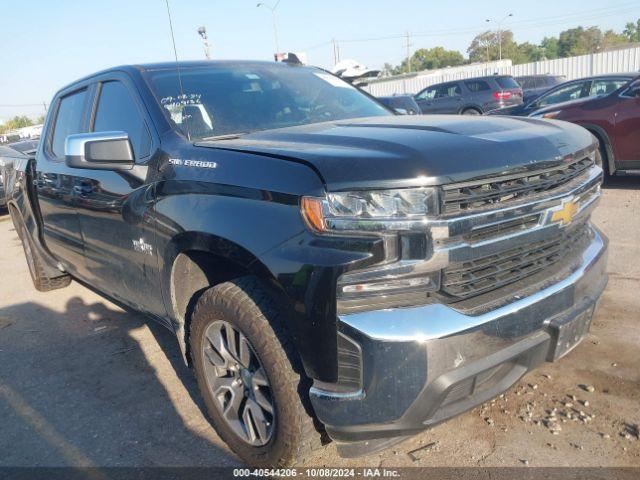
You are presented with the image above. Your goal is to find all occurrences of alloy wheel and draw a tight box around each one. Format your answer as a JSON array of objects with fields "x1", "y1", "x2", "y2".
[{"x1": 201, "y1": 320, "x2": 275, "y2": 446}]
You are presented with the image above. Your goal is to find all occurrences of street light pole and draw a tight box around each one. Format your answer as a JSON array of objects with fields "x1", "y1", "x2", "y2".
[
  {"x1": 257, "y1": 1, "x2": 281, "y2": 54},
  {"x1": 485, "y1": 13, "x2": 513, "y2": 61}
]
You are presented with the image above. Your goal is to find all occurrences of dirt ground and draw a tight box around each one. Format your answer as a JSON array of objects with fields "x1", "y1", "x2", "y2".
[{"x1": 0, "y1": 178, "x2": 638, "y2": 469}]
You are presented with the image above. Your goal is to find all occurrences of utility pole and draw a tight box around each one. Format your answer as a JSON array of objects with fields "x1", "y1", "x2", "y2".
[
  {"x1": 197, "y1": 26, "x2": 211, "y2": 60},
  {"x1": 486, "y1": 13, "x2": 513, "y2": 61},
  {"x1": 332, "y1": 38, "x2": 338, "y2": 65},
  {"x1": 405, "y1": 31, "x2": 412, "y2": 73}
]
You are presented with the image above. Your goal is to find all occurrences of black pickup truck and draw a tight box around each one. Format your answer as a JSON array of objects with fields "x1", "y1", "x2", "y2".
[{"x1": 3, "y1": 61, "x2": 608, "y2": 467}]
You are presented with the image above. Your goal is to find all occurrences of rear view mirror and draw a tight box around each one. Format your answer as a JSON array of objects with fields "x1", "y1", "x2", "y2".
[{"x1": 65, "y1": 131, "x2": 134, "y2": 170}]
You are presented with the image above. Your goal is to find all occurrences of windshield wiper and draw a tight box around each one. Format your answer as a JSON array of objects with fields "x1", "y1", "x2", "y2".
[{"x1": 200, "y1": 132, "x2": 248, "y2": 141}]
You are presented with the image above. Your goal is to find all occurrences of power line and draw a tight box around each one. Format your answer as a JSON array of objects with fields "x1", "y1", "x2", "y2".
[
  {"x1": 305, "y1": 1, "x2": 640, "y2": 47},
  {"x1": 0, "y1": 104, "x2": 46, "y2": 107}
]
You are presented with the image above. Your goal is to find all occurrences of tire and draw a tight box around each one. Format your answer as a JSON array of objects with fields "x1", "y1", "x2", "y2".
[
  {"x1": 190, "y1": 276, "x2": 321, "y2": 467},
  {"x1": 16, "y1": 218, "x2": 71, "y2": 291},
  {"x1": 462, "y1": 108, "x2": 481, "y2": 115},
  {"x1": 595, "y1": 140, "x2": 611, "y2": 180}
]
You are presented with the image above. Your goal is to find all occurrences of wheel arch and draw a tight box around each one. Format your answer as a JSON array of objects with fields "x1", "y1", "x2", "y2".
[
  {"x1": 580, "y1": 123, "x2": 615, "y2": 175},
  {"x1": 164, "y1": 231, "x2": 286, "y2": 365},
  {"x1": 459, "y1": 105, "x2": 483, "y2": 115}
]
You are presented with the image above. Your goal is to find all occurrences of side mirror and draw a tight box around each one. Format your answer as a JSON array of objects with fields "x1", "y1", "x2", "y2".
[
  {"x1": 394, "y1": 108, "x2": 409, "y2": 115},
  {"x1": 629, "y1": 84, "x2": 640, "y2": 97},
  {"x1": 65, "y1": 131, "x2": 134, "y2": 170}
]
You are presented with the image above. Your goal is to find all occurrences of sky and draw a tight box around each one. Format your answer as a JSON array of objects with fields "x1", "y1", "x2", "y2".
[{"x1": 1, "y1": 0, "x2": 639, "y2": 121}]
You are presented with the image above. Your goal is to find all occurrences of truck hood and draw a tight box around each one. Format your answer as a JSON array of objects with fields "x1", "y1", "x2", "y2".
[{"x1": 196, "y1": 115, "x2": 594, "y2": 191}]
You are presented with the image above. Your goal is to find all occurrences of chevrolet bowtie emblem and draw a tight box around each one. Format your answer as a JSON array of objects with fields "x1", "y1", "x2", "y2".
[{"x1": 551, "y1": 200, "x2": 579, "y2": 226}]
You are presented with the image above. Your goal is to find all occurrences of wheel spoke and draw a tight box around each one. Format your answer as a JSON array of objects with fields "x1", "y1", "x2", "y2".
[
  {"x1": 210, "y1": 376, "x2": 234, "y2": 397},
  {"x1": 224, "y1": 323, "x2": 241, "y2": 363},
  {"x1": 221, "y1": 380, "x2": 245, "y2": 423},
  {"x1": 243, "y1": 398, "x2": 270, "y2": 444},
  {"x1": 203, "y1": 344, "x2": 225, "y2": 368},
  {"x1": 252, "y1": 367, "x2": 269, "y2": 387},
  {"x1": 238, "y1": 333, "x2": 252, "y2": 368},
  {"x1": 206, "y1": 326, "x2": 236, "y2": 366},
  {"x1": 253, "y1": 387, "x2": 274, "y2": 415}
]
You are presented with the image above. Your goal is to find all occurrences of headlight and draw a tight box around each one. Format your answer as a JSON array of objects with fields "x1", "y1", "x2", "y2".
[{"x1": 301, "y1": 187, "x2": 437, "y2": 233}]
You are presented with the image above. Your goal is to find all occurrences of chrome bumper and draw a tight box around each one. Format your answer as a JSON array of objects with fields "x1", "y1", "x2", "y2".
[{"x1": 311, "y1": 225, "x2": 608, "y2": 455}]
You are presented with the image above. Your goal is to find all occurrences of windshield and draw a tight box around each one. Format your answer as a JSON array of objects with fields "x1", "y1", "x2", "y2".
[{"x1": 145, "y1": 64, "x2": 390, "y2": 140}]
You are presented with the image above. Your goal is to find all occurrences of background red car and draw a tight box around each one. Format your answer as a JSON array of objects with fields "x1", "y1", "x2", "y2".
[{"x1": 532, "y1": 75, "x2": 640, "y2": 177}]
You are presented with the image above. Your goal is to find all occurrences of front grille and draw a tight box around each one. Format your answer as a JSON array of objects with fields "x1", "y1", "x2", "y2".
[
  {"x1": 442, "y1": 157, "x2": 594, "y2": 214},
  {"x1": 442, "y1": 224, "x2": 588, "y2": 300}
]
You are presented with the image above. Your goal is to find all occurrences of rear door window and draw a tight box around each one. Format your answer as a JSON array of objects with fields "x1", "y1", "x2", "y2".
[
  {"x1": 93, "y1": 81, "x2": 151, "y2": 159},
  {"x1": 438, "y1": 84, "x2": 461, "y2": 97},
  {"x1": 589, "y1": 78, "x2": 629, "y2": 96},
  {"x1": 465, "y1": 80, "x2": 490, "y2": 92},
  {"x1": 51, "y1": 89, "x2": 88, "y2": 158},
  {"x1": 495, "y1": 76, "x2": 520, "y2": 89}
]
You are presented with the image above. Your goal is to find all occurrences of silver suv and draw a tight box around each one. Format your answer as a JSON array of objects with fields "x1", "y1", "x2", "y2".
[{"x1": 415, "y1": 75, "x2": 523, "y2": 115}]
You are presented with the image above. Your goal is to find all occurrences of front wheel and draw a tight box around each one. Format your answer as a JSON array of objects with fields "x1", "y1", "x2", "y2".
[
  {"x1": 462, "y1": 108, "x2": 481, "y2": 115},
  {"x1": 190, "y1": 277, "x2": 321, "y2": 466}
]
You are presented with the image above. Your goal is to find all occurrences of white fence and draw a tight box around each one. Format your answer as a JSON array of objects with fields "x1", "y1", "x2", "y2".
[{"x1": 362, "y1": 45, "x2": 640, "y2": 97}]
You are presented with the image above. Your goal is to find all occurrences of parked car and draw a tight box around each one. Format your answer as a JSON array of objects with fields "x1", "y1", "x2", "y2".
[
  {"x1": 515, "y1": 74, "x2": 565, "y2": 103},
  {"x1": 487, "y1": 73, "x2": 635, "y2": 117},
  {"x1": 0, "y1": 140, "x2": 38, "y2": 209},
  {"x1": 414, "y1": 75, "x2": 523, "y2": 114},
  {"x1": 531, "y1": 75, "x2": 640, "y2": 176},
  {"x1": 377, "y1": 94, "x2": 420, "y2": 114},
  {"x1": 4, "y1": 61, "x2": 607, "y2": 467},
  {"x1": 0, "y1": 145, "x2": 26, "y2": 209},
  {"x1": 7, "y1": 139, "x2": 39, "y2": 156}
]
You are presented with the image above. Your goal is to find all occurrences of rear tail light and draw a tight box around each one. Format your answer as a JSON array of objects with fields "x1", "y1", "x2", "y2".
[{"x1": 492, "y1": 88, "x2": 522, "y2": 101}]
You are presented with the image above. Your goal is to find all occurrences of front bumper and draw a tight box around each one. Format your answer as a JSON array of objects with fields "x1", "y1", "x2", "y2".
[{"x1": 310, "y1": 226, "x2": 608, "y2": 457}]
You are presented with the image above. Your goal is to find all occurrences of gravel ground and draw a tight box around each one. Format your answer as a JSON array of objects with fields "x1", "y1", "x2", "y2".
[{"x1": 0, "y1": 178, "x2": 638, "y2": 469}]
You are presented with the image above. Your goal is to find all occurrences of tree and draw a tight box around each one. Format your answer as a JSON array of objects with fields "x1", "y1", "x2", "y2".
[
  {"x1": 394, "y1": 47, "x2": 464, "y2": 73},
  {"x1": 516, "y1": 42, "x2": 546, "y2": 62},
  {"x1": 540, "y1": 37, "x2": 559, "y2": 59},
  {"x1": 0, "y1": 115, "x2": 34, "y2": 133},
  {"x1": 623, "y1": 19, "x2": 640, "y2": 42},
  {"x1": 467, "y1": 30, "x2": 499, "y2": 62},
  {"x1": 468, "y1": 30, "x2": 540, "y2": 63},
  {"x1": 602, "y1": 29, "x2": 629, "y2": 49},
  {"x1": 557, "y1": 26, "x2": 604, "y2": 56},
  {"x1": 36, "y1": 114, "x2": 46, "y2": 125},
  {"x1": 411, "y1": 47, "x2": 464, "y2": 70}
]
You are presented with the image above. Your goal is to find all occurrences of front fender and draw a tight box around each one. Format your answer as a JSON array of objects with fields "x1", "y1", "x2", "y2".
[{"x1": 153, "y1": 178, "x2": 386, "y2": 382}]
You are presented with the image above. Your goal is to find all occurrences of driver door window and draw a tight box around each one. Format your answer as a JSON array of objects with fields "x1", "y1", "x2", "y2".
[
  {"x1": 417, "y1": 87, "x2": 437, "y2": 101},
  {"x1": 537, "y1": 82, "x2": 587, "y2": 107},
  {"x1": 93, "y1": 81, "x2": 151, "y2": 159}
]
